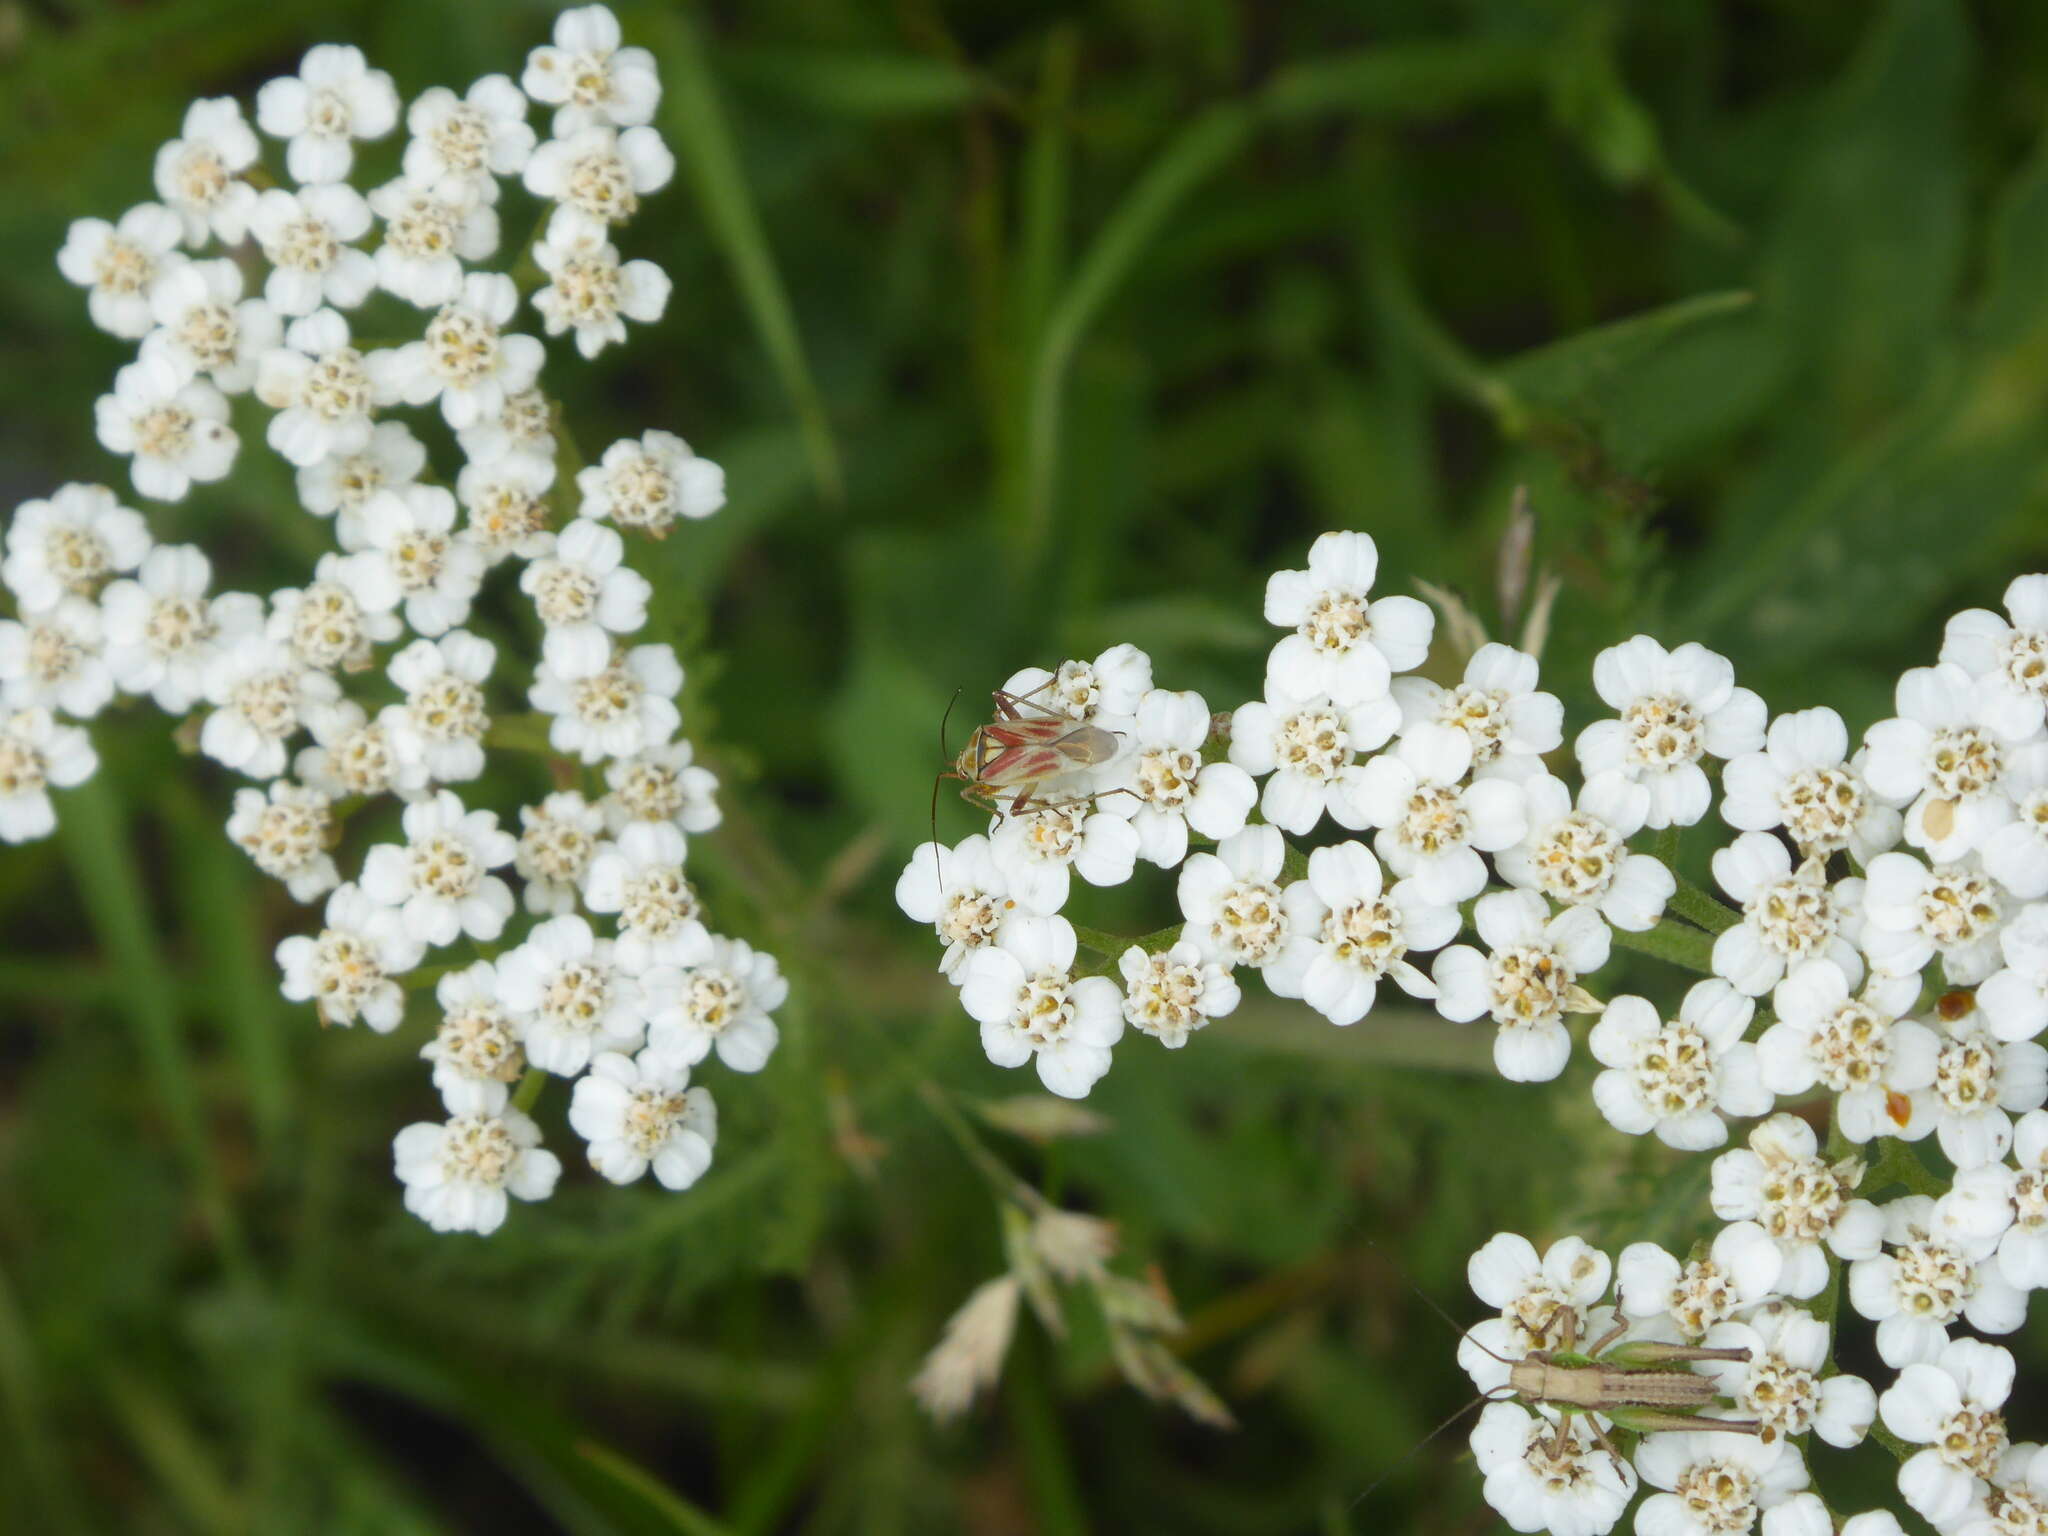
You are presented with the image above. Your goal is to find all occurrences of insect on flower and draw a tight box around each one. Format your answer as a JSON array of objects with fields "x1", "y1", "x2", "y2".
[
  {"x1": 940, "y1": 683, "x2": 1126, "y2": 819},
  {"x1": 1470, "y1": 1304, "x2": 1761, "y2": 1464},
  {"x1": 1358, "y1": 1273, "x2": 1762, "y2": 1512}
]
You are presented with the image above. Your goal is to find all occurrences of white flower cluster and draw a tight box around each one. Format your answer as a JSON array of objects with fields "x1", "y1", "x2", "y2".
[
  {"x1": 895, "y1": 535, "x2": 2048, "y2": 1529},
  {"x1": 8, "y1": 7, "x2": 768, "y2": 1238}
]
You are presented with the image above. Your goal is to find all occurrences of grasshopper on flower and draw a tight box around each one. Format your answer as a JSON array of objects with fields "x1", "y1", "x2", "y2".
[{"x1": 1483, "y1": 1305, "x2": 1761, "y2": 1463}]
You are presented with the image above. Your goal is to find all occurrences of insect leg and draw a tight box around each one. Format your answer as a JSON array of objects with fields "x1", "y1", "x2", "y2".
[{"x1": 1585, "y1": 1316, "x2": 1629, "y2": 1358}]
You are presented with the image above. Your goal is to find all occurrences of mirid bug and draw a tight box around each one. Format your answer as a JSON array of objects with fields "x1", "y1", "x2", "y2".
[{"x1": 944, "y1": 684, "x2": 1124, "y2": 818}]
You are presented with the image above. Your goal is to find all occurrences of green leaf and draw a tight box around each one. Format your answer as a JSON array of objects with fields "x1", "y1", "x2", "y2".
[
  {"x1": 720, "y1": 47, "x2": 985, "y2": 117},
  {"x1": 1015, "y1": 102, "x2": 1257, "y2": 556},
  {"x1": 574, "y1": 1441, "x2": 736, "y2": 1536},
  {"x1": 639, "y1": 8, "x2": 844, "y2": 506}
]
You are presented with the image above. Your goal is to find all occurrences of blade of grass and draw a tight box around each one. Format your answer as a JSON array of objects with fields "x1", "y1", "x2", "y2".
[
  {"x1": 576, "y1": 1440, "x2": 736, "y2": 1536},
  {"x1": 718, "y1": 46, "x2": 986, "y2": 117},
  {"x1": 1005, "y1": 1341, "x2": 1089, "y2": 1536},
  {"x1": 165, "y1": 779, "x2": 290, "y2": 1153},
  {"x1": 642, "y1": 8, "x2": 844, "y2": 507},
  {"x1": 1015, "y1": 101, "x2": 1257, "y2": 557},
  {"x1": 58, "y1": 769, "x2": 252, "y2": 1283},
  {"x1": 0, "y1": 1260, "x2": 83, "y2": 1528},
  {"x1": 1263, "y1": 38, "x2": 1548, "y2": 119},
  {"x1": 101, "y1": 1366, "x2": 243, "y2": 1535}
]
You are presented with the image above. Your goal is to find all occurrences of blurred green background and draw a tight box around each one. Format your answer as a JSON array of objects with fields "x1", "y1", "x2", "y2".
[{"x1": 4, "y1": 0, "x2": 2048, "y2": 1530}]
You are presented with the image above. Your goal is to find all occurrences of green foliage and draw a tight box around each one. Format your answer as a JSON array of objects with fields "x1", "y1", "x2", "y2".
[{"x1": 4, "y1": 0, "x2": 2048, "y2": 1530}]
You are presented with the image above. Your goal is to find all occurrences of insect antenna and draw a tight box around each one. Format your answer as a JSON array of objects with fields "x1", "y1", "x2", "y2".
[
  {"x1": 929, "y1": 688, "x2": 963, "y2": 891},
  {"x1": 1350, "y1": 1387, "x2": 1511, "y2": 1513},
  {"x1": 1358, "y1": 1236, "x2": 1516, "y2": 1363}
]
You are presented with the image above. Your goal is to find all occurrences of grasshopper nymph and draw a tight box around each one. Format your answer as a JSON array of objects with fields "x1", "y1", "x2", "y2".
[{"x1": 1487, "y1": 1306, "x2": 1762, "y2": 1464}]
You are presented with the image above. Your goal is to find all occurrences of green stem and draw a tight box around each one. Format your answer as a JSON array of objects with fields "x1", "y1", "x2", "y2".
[
  {"x1": 1609, "y1": 918, "x2": 1717, "y2": 974},
  {"x1": 1652, "y1": 826, "x2": 1680, "y2": 869},
  {"x1": 919, "y1": 1081, "x2": 1032, "y2": 1206},
  {"x1": 1861, "y1": 1136, "x2": 1945, "y2": 1199},
  {"x1": 512, "y1": 1069, "x2": 547, "y2": 1116},
  {"x1": 1667, "y1": 874, "x2": 1739, "y2": 935}
]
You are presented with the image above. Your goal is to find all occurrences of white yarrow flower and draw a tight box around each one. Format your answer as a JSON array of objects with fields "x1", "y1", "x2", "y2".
[
  {"x1": 1720, "y1": 706, "x2": 1901, "y2": 862},
  {"x1": 1589, "y1": 980, "x2": 1771, "y2": 1150},
  {"x1": 1847, "y1": 1195, "x2": 2024, "y2": 1367},
  {"x1": 402, "y1": 74, "x2": 536, "y2": 200},
  {"x1": 383, "y1": 631, "x2": 495, "y2": 786},
  {"x1": 1118, "y1": 942, "x2": 1239, "y2": 1049},
  {"x1": 1495, "y1": 773, "x2": 1674, "y2": 935},
  {"x1": 529, "y1": 642, "x2": 682, "y2": 764},
  {"x1": 0, "y1": 708, "x2": 98, "y2": 844},
  {"x1": 1879, "y1": 1337, "x2": 2014, "y2": 1529},
  {"x1": 1458, "y1": 1230, "x2": 1613, "y2": 1391},
  {"x1": 986, "y1": 800, "x2": 1140, "y2": 914},
  {"x1": 296, "y1": 420, "x2": 428, "y2": 544},
  {"x1": 255, "y1": 308, "x2": 385, "y2": 469},
  {"x1": 1942, "y1": 574, "x2": 2048, "y2": 740},
  {"x1": 1338, "y1": 720, "x2": 1527, "y2": 903},
  {"x1": 152, "y1": 98, "x2": 260, "y2": 246},
  {"x1": 102, "y1": 545, "x2": 261, "y2": 714},
  {"x1": 495, "y1": 914, "x2": 646, "y2": 1075},
  {"x1": 1709, "y1": 833, "x2": 1864, "y2": 997},
  {"x1": 1471, "y1": 1403, "x2": 1635, "y2": 1536},
  {"x1": 1175, "y1": 824, "x2": 1299, "y2": 970},
  {"x1": 421, "y1": 961, "x2": 527, "y2": 1114},
  {"x1": 530, "y1": 223, "x2": 670, "y2": 359},
  {"x1": 645, "y1": 934, "x2": 785, "y2": 1074},
  {"x1": 575, "y1": 430, "x2": 725, "y2": 535},
  {"x1": 1710, "y1": 1113, "x2": 1882, "y2": 1298},
  {"x1": 582, "y1": 819, "x2": 705, "y2": 974},
  {"x1": 1262, "y1": 530, "x2": 1434, "y2": 705},
  {"x1": 353, "y1": 485, "x2": 486, "y2": 637},
  {"x1": 0, "y1": 596, "x2": 113, "y2": 719},
  {"x1": 515, "y1": 791, "x2": 607, "y2": 915},
  {"x1": 1228, "y1": 686, "x2": 1398, "y2": 836},
  {"x1": 1576, "y1": 635, "x2": 1766, "y2": 829},
  {"x1": 3, "y1": 483, "x2": 150, "y2": 614},
  {"x1": 359, "y1": 789, "x2": 517, "y2": 947},
  {"x1": 1756, "y1": 959, "x2": 1936, "y2": 1143},
  {"x1": 368, "y1": 272, "x2": 544, "y2": 430},
  {"x1": 392, "y1": 1107, "x2": 559, "y2": 1235},
  {"x1": 958, "y1": 915, "x2": 1124, "y2": 1099},
  {"x1": 896, "y1": 835, "x2": 1037, "y2": 981},
  {"x1": 1699, "y1": 1307, "x2": 1875, "y2": 1450},
  {"x1": 1432, "y1": 888, "x2": 1609, "y2": 1083},
  {"x1": 1265, "y1": 841, "x2": 1457, "y2": 1024},
  {"x1": 1617, "y1": 1221, "x2": 1785, "y2": 1342},
  {"x1": 248, "y1": 184, "x2": 376, "y2": 315},
  {"x1": 56, "y1": 204, "x2": 184, "y2": 339},
  {"x1": 141, "y1": 257, "x2": 279, "y2": 394},
  {"x1": 1863, "y1": 662, "x2": 2032, "y2": 863},
  {"x1": 275, "y1": 881, "x2": 423, "y2": 1031},
  {"x1": 1390, "y1": 641, "x2": 1562, "y2": 782},
  {"x1": 519, "y1": 518, "x2": 651, "y2": 678},
  {"x1": 227, "y1": 780, "x2": 339, "y2": 903},
  {"x1": 1632, "y1": 1431, "x2": 1807, "y2": 1536},
  {"x1": 94, "y1": 351, "x2": 238, "y2": 501},
  {"x1": 367, "y1": 176, "x2": 501, "y2": 308},
  {"x1": 199, "y1": 634, "x2": 340, "y2": 779},
  {"x1": 570, "y1": 1050, "x2": 717, "y2": 1188},
  {"x1": 1861, "y1": 851, "x2": 2008, "y2": 985},
  {"x1": 522, "y1": 123, "x2": 673, "y2": 241},
  {"x1": 255, "y1": 44, "x2": 400, "y2": 184},
  {"x1": 602, "y1": 740, "x2": 720, "y2": 833},
  {"x1": 521, "y1": 5, "x2": 662, "y2": 135}
]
